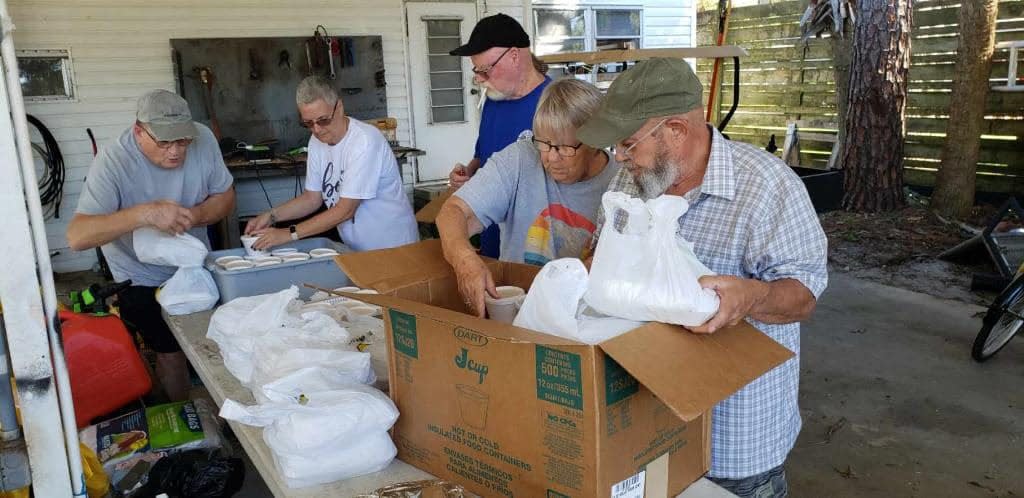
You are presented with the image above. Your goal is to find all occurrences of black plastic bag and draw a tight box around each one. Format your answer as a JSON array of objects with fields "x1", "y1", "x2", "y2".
[{"x1": 137, "y1": 449, "x2": 244, "y2": 498}]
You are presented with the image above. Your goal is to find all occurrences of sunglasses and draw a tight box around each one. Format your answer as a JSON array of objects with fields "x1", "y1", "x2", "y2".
[
  {"x1": 299, "y1": 101, "x2": 339, "y2": 129},
  {"x1": 140, "y1": 125, "x2": 193, "y2": 149}
]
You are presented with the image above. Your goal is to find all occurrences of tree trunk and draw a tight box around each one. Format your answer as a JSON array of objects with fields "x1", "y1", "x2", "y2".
[
  {"x1": 840, "y1": 0, "x2": 914, "y2": 212},
  {"x1": 930, "y1": 0, "x2": 999, "y2": 219}
]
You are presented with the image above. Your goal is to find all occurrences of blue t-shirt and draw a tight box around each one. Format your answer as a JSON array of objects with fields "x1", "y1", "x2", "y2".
[{"x1": 474, "y1": 77, "x2": 551, "y2": 257}]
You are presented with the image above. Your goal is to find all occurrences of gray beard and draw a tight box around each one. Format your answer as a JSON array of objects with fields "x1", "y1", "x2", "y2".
[
  {"x1": 481, "y1": 82, "x2": 509, "y2": 101},
  {"x1": 635, "y1": 143, "x2": 677, "y2": 197}
]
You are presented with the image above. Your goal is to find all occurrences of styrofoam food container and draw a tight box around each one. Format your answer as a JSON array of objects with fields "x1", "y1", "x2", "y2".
[
  {"x1": 215, "y1": 255, "x2": 244, "y2": 266},
  {"x1": 271, "y1": 248, "x2": 299, "y2": 256},
  {"x1": 309, "y1": 248, "x2": 339, "y2": 258},
  {"x1": 255, "y1": 260, "x2": 281, "y2": 267},
  {"x1": 240, "y1": 235, "x2": 266, "y2": 257},
  {"x1": 280, "y1": 253, "x2": 311, "y2": 262},
  {"x1": 335, "y1": 286, "x2": 361, "y2": 293},
  {"x1": 355, "y1": 289, "x2": 379, "y2": 295},
  {"x1": 224, "y1": 260, "x2": 255, "y2": 271},
  {"x1": 347, "y1": 304, "x2": 381, "y2": 317}
]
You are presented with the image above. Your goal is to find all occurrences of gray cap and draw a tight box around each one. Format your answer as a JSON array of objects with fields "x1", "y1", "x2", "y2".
[{"x1": 136, "y1": 90, "x2": 197, "y2": 141}]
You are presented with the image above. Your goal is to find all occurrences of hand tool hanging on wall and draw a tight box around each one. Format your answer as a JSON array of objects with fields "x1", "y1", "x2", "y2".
[
  {"x1": 326, "y1": 36, "x2": 337, "y2": 79},
  {"x1": 312, "y1": 25, "x2": 331, "y2": 77},
  {"x1": 278, "y1": 50, "x2": 291, "y2": 69},
  {"x1": 195, "y1": 66, "x2": 223, "y2": 140},
  {"x1": 706, "y1": 0, "x2": 732, "y2": 123},
  {"x1": 304, "y1": 41, "x2": 314, "y2": 75}
]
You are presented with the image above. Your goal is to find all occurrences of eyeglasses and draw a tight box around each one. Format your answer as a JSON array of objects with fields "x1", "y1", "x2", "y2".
[
  {"x1": 614, "y1": 119, "x2": 668, "y2": 160},
  {"x1": 472, "y1": 48, "x2": 513, "y2": 77},
  {"x1": 140, "y1": 125, "x2": 193, "y2": 149},
  {"x1": 299, "y1": 101, "x2": 339, "y2": 129},
  {"x1": 532, "y1": 137, "x2": 584, "y2": 157}
]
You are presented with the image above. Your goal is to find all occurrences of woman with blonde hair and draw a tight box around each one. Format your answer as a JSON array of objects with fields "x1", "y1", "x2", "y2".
[{"x1": 437, "y1": 78, "x2": 621, "y2": 316}]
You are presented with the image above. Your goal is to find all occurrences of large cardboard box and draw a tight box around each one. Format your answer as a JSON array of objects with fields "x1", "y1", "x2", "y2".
[{"x1": 336, "y1": 240, "x2": 792, "y2": 498}]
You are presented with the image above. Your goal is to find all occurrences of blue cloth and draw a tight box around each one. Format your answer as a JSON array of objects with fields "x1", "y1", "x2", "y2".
[{"x1": 474, "y1": 77, "x2": 551, "y2": 258}]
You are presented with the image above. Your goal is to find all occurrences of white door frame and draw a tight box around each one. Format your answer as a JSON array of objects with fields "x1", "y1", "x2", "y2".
[{"x1": 405, "y1": 2, "x2": 481, "y2": 183}]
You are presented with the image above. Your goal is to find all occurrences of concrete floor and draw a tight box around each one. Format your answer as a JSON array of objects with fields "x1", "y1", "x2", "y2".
[
  {"x1": 52, "y1": 269, "x2": 1024, "y2": 497},
  {"x1": 791, "y1": 272, "x2": 1023, "y2": 497}
]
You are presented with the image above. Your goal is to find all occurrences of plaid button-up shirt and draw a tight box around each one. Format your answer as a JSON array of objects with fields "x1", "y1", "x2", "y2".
[{"x1": 594, "y1": 126, "x2": 828, "y2": 479}]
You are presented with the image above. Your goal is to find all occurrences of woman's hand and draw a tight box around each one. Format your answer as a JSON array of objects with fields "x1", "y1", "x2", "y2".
[
  {"x1": 245, "y1": 211, "x2": 274, "y2": 235},
  {"x1": 251, "y1": 227, "x2": 292, "y2": 251},
  {"x1": 452, "y1": 250, "x2": 498, "y2": 317}
]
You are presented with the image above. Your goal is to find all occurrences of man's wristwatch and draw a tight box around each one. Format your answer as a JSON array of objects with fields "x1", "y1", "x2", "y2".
[{"x1": 289, "y1": 225, "x2": 299, "y2": 241}]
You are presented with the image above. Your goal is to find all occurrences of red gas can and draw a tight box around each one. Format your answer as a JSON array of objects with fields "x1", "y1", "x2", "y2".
[{"x1": 59, "y1": 310, "x2": 152, "y2": 427}]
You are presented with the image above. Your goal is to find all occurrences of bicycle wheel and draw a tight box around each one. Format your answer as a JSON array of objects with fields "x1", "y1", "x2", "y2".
[{"x1": 972, "y1": 274, "x2": 1024, "y2": 362}]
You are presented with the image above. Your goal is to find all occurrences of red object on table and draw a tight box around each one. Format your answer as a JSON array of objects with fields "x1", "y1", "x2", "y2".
[{"x1": 59, "y1": 310, "x2": 152, "y2": 428}]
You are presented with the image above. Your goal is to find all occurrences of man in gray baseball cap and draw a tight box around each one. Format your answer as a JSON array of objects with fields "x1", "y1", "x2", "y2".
[
  {"x1": 135, "y1": 89, "x2": 198, "y2": 142},
  {"x1": 67, "y1": 89, "x2": 235, "y2": 402},
  {"x1": 581, "y1": 58, "x2": 828, "y2": 498}
]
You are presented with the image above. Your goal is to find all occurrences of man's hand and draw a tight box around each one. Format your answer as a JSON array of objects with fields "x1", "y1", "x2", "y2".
[
  {"x1": 251, "y1": 227, "x2": 292, "y2": 250},
  {"x1": 448, "y1": 163, "x2": 472, "y2": 190},
  {"x1": 141, "y1": 200, "x2": 194, "y2": 235},
  {"x1": 245, "y1": 211, "x2": 274, "y2": 235},
  {"x1": 688, "y1": 275, "x2": 770, "y2": 334},
  {"x1": 452, "y1": 250, "x2": 498, "y2": 317}
]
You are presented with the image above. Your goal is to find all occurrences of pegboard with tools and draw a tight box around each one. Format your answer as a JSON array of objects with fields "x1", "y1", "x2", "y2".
[{"x1": 170, "y1": 34, "x2": 387, "y2": 154}]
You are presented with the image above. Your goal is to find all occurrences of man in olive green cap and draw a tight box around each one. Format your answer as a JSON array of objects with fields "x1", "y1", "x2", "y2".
[{"x1": 580, "y1": 58, "x2": 829, "y2": 497}]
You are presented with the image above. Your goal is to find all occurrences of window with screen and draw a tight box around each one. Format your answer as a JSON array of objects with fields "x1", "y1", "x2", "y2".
[
  {"x1": 535, "y1": 9, "x2": 586, "y2": 55},
  {"x1": 17, "y1": 49, "x2": 76, "y2": 102},
  {"x1": 595, "y1": 10, "x2": 641, "y2": 51},
  {"x1": 533, "y1": 7, "x2": 642, "y2": 85},
  {"x1": 425, "y1": 19, "x2": 466, "y2": 123}
]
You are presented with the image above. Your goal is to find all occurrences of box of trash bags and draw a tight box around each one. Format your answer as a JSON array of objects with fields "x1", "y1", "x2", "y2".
[{"x1": 336, "y1": 239, "x2": 793, "y2": 498}]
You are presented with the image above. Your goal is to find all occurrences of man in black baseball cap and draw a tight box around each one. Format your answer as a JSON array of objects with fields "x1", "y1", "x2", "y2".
[
  {"x1": 445, "y1": 13, "x2": 551, "y2": 260},
  {"x1": 449, "y1": 13, "x2": 530, "y2": 56}
]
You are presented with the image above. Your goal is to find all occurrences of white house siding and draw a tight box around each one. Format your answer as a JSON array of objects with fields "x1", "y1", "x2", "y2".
[
  {"x1": 10, "y1": 0, "x2": 411, "y2": 273},
  {"x1": 17, "y1": 0, "x2": 691, "y2": 274}
]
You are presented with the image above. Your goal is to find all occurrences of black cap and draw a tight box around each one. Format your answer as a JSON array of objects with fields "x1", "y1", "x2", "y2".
[{"x1": 449, "y1": 13, "x2": 530, "y2": 56}]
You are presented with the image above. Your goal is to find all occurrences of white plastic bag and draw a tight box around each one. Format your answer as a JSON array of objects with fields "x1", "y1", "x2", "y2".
[
  {"x1": 576, "y1": 305, "x2": 646, "y2": 344},
  {"x1": 586, "y1": 192, "x2": 719, "y2": 326},
  {"x1": 207, "y1": 287, "x2": 299, "y2": 384},
  {"x1": 220, "y1": 383, "x2": 399, "y2": 488},
  {"x1": 133, "y1": 227, "x2": 219, "y2": 315},
  {"x1": 248, "y1": 336, "x2": 373, "y2": 393},
  {"x1": 513, "y1": 259, "x2": 645, "y2": 344},
  {"x1": 255, "y1": 366, "x2": 372, "y2": 404},
  {"x1": 513, "y1": 258, "x2": 589, "y2": 339}
]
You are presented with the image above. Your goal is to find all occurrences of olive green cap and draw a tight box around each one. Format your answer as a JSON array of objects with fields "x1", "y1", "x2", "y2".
[{"x1": 577, "y1": 58, "x2": 704, "y2": 149}]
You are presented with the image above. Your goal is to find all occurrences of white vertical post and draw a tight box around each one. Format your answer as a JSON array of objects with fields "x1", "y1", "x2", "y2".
[
  {"x1": 1008, "y1": 45, "x2": 1019, "y2": 91},
  {"x1": 0, "y1": 2, "x2": 82, "y2": 496}
]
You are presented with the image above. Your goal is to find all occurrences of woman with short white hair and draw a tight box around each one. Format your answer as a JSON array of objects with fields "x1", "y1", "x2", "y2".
[{"x1": 437, "y1": 78, "x2": 621, "y2": 316}]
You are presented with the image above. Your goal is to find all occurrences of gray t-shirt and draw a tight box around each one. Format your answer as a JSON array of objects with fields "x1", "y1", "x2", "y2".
[
  {"x1": 75, "y1": 123, "x2": 233, "y2": 286},
  {"x1": 456, "y1": 138, "x2": 620, "y2": 265}
]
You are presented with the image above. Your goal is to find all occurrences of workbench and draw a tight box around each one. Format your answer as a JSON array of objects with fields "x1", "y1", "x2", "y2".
[{"x1": 164, "y1": 310, "x2": 736, "y2": 498}]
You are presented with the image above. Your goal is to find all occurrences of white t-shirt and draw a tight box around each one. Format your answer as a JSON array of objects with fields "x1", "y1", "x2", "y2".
[{"x1": 305, "y1": 118, "x2": 418, "y2": 251}]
